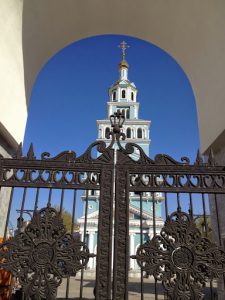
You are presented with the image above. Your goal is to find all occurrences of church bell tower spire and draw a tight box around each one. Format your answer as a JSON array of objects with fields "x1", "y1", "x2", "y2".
[{"x1": 118, "y1": 41, "x2": 129, "y2": 80}]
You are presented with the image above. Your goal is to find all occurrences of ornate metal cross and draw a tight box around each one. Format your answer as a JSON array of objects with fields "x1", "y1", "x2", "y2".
[{"x1": 118, "y1": 41, "x2": 130, "y2": 59}]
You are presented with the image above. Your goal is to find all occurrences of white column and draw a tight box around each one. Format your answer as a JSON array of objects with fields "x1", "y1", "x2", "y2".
[
  {"x1": 129, "y1": 233, "x2": 135, "y2": 270},
  {"x1": 133, "y1": 127, "x2": 136, "y2": 139},
  {"x1": 134, "y1": 106, "x2": 138, "y2": 119},
  {"x1": 109, "y1": 105, "x2": 112, "y2": 116},
  {"x1": 88, "y1": 231, "x2": 95, "y2": 269}
]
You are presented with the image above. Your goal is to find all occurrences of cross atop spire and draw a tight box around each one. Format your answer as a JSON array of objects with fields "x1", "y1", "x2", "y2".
[{"x1": 118, "y1": 41, "x2": 130, "y2": 60}]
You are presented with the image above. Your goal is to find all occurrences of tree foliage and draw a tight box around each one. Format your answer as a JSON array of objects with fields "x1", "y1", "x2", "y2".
[
  {"x1": 54, "y1": 206, "x2": 79, "y2": 232},
  {"x1": 195, "y1": 216, "x2": 212, "y2": 240}
]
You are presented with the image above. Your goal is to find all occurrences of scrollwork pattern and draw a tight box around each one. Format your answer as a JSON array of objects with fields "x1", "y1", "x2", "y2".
[
  {"x1": 0, "y1": 206, "x2": 92, "y2": 300},
  {"x1": 129, "y1": 173, "x2": 225, "y2": 192},
  {"x1": 134, "y1": 210, "x2": 225, "y2": 299}
]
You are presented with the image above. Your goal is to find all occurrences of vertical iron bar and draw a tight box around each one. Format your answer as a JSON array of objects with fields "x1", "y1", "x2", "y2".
[
  {"x1": 3, "y1": 187, "x2": 14, "y2": 240},
  {"x1": 152, "y1": 193, "x2": 156, "y2": 237},
  {"x1": 34, "y1": 188, "x2": 40, "y2": 214},
  {"x1": 125, "y1": 176, "x2": 130, "y2": 300},
  {"x1": 18, "y1": 188, "x2": 27, "y2": 232},
  {"x1": 202, "y1": 193, "x2": 214, "y2": 298},
  {"x1": 59, "y1": 189, "x2": 65, "y2": 215},
  {"x1": 140, "y1": 192, "x2": 144, "y2": 300},
  {"x1": 47, "y1": 188, "x2": 52, "y2": 207},
  {"x1": 71, "y1": 189, "x2": 77, "y2": 233},
  {"x1": 202, "y1": 193, "x2": 208, "y2": 237},
  {"x1": 177, "y1": 192, "x2": 181, "y2": 211},
  {"x1": 65, "y1": 189, "x2": 77, "y2": 299},
  {"x1": 215, "y1": 194, "x2": 225, "y2": 296},
  {"x1": 214, "y1": 194, "x2": 222, "y2": 246},
  {"x1": 152, "y1": 192, "x2": 158, "y2": 300},
  {"x1": 189, "y1": 193, "x2": 193, "y2": 219},
  {"x1": 164, "y1": 192, "x2": 169, "y2": 300},
  {"x1": 164, "y1": 192, "x2": 168, "y2": 218},
  {"x1": 79, "y1": 190, "x2": 89, "y2": 300}
]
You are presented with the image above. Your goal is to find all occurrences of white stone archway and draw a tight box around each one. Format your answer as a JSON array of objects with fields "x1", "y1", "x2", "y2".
[{"x1": 1, "y1": 1, "x2": 225, "y2": 155}]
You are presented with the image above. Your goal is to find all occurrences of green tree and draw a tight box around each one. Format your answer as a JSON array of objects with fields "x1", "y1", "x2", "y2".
[
  {"x1": 195, "y1": 216, "x2": 212, "y2": 240},
  {"x1": 54, "y1": 206, "x2": 79, "y2": 233}
]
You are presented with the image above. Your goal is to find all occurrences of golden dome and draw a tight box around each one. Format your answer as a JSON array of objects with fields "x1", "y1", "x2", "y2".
[{"x1": 119, "y1": 59, "x2": 129, "y2": 69}]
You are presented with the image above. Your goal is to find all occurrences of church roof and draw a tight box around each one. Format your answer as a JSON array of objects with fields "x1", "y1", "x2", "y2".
[
  {"x1": 78, "y1": 203, "x2": 163, "y2": 223},
  {"x1": 110, "y1": 79, "x2": 136, "y2": 89}
]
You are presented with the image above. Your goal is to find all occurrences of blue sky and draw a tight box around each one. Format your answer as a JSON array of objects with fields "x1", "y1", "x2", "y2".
[{"x1": 14, "y1": 35, "x2": 201, "y2": 224}]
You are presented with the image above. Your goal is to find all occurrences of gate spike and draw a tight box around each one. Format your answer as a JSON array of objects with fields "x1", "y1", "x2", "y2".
[
  {"x1": 208, "y1": 148, "x2": 215, "y2": 166},
  {"x1": 15, "y1": 142, "x2": 23, "y2": 158},
  {"x1": 195, "y1": 149, "x2": 203, "y2": 165},
  {"x1": 27, "y1": 143, "x2": 36, "y2": 160}
]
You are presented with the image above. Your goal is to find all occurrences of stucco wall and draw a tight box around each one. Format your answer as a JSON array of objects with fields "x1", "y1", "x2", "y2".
[{"x1": 0, "y1": 0, "x2": 27, "y2": 147}]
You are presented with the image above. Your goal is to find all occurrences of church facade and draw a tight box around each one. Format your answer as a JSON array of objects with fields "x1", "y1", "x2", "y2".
[{"x1": 78, "y1": 42, "x2": 164, "y2": 275}]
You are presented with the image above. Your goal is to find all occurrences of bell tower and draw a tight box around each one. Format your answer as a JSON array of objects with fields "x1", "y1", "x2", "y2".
[{"x1": 97, "y1": 41, "x2": 151, "y2": 157}]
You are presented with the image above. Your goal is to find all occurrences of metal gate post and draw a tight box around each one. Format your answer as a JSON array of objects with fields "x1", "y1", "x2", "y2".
[
  {"x1": 113, "y1": 167, "x2": 129, "y2": 300},
  {"x1": 95, "y1": 166, "x2": 114, "y2": 299}
]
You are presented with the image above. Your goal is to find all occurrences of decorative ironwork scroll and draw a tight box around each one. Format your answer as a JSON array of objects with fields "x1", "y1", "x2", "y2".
[
  {"x1": 0, "y1": 206, "x2": 92, "y2": 300},
  {"x1": 0, "y1": 140, "x2": 113, "y2": 189},
  {"x1": 133, "y1": 210, "x2": 225, "y2": 299}
]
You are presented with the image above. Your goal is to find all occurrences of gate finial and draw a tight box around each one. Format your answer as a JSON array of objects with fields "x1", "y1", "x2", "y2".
[
  {"x1": 109, "y1": 112, "x2": 126, "y2": 143},
  {"x1": 208, "y1": 148, "x2": 215, "y2": 166},
  {"x1": 195, "y1": 149, "x2": 203, "y2": 165}
]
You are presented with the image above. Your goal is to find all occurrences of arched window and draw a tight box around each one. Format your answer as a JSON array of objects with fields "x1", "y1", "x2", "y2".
[
  {"x1": 126, "y1": 109, "x2": 130, "y2": 119},
  {"x1": 127, "y1": 128, "x2": 131, "y2": 138},
  {"x1": 137, "y1": 128, "x2": 142, "y2": 138},
  {"x1": 131, "y1": 92, "x2": 134, "y2": 101},
  {"x1": 122, "y1": 90, "x2": 126, "y2": 98},
  {"x1": 113, "y1": 91, "x2": 116, "y2": 101},
  {"x1": 105, "y1": 127, "x2": 110, "y2": 139},
  {"x1": 122, "y1": 109, "x2": 125, "y2": 116},
  {"x1": 91, "y1": 190, "x2": 95, "y2": 196}
]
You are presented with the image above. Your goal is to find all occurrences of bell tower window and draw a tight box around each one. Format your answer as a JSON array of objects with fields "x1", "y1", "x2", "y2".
[
  {"x1": 105, "y1": 127, "x2": 110, "y2": 139},
  {"x1": 122, "y1": 90, "x2": 126, "y2": 98},
  {"x1": 137, "y1": 128, "x2": 142, "y2": 138},
  {"x1": 113, "y1": 91, "x2": 116, "y2": 101},
  {"x1": 127, "y1": 128, "x2": 131, "y2": 138},
  {"x1": 131, "y1": 92, "x2": 134, "y2": 101}
]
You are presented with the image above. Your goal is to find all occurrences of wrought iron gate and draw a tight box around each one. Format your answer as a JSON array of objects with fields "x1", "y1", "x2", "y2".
[{"x1": 0, "y1": 112, "x2": 225, "y2": 299}]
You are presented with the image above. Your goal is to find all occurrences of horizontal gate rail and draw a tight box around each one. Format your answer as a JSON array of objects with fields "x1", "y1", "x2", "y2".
[{"x1": 0, "y1": 142, "x2": 114, "y2": 189}]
